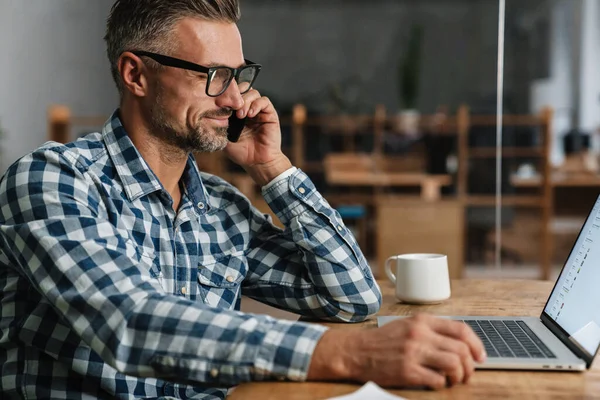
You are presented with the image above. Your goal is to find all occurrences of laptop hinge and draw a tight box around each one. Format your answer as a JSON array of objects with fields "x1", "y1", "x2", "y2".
[{"x1": 540, "y1": 312, "x2": 594, "y2": 368}]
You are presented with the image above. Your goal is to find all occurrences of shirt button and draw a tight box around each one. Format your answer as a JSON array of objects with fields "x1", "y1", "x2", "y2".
[
  {"x1": 163, "y1": 356, "x2": 176, "y2": 365},
  {"x1": 226, "y1": 276, "x2": 235, "y2": 283},
  {"x1": 180, "y1": 287, "x2": 187, "y2": 295},
  {"x1": 197, "y1": 202, "x2": 205, "y2": 210},
  {"x1": 298, "y1": 187, "x2": 306, "y2": 194},
  {"x1": 337, "y1": 225, "x2": 344, "y2": 232},
  {"x1": 210, "y1": 368, "x2": 219, "y2": 378}
]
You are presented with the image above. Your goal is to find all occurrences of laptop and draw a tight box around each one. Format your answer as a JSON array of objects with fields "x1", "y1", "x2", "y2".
[{"x1": 377, "y1": 195, "x2": 600, "y2": 371}]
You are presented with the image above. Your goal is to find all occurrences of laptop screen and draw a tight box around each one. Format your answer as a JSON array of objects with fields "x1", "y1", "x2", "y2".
[{"x1": 544, "y1": 195, "x2": 600, "y2": 357}]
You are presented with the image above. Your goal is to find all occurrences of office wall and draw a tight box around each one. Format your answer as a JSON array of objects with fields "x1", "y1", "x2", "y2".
[
  {"x1": 0, "y1": 0, "x2": 117, "y2": 174},
  {"x1": 239, "y1": 0, "x2": 502, "y2": 115}
]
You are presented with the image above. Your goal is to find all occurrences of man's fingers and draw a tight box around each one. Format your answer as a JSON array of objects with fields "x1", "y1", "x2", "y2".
[
  {"x1": 434, "y1": 336, "x2": 475, "y2": 383},
  {"x1": 408, "y1": 365, "x2": 446, "y2": 390},
  {"x1": 423, "y1": 349, "x2": 464, "y2": 386},
  {"x1": 430, "y1": 318, "x2": 487, "y2": 362},
  {"x1": 246, "y1": 96, "x2": 275, "y2": 119},
  {"x1": 237, "y1": 89, "x2": 261, "y2": 118},
  {"x1": 237, "y1": 88, "x2": 277, "y2": 120}
]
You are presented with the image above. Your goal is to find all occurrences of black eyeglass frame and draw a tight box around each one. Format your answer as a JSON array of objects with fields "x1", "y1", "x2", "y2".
[{"x1": 131, "y1": 50, "x2": 262, "y2": 97}]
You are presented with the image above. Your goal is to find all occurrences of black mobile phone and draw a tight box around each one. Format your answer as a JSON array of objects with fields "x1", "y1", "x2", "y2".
[{"x1": 227, "y1": 114, "x2": 246, "y2": 142}]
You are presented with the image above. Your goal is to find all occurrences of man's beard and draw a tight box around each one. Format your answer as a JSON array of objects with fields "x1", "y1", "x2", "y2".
[{"x1": 148, "y1": 92, "x2": 230, "y2": 153}]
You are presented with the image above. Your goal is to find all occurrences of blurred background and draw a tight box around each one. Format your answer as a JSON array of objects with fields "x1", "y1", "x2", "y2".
[{"x1": 1, "y1": 0, "x2": 600, "y2": 282}]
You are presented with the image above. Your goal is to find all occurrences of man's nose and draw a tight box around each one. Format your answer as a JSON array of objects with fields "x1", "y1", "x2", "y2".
[{"x1": 215, "y1": 80, "x2": 244, "y2": 111}]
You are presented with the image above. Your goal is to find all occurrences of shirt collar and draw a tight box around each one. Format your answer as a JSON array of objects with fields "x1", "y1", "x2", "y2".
[
  {"x1": 181, "y1": 154, "x2": 211, "y2": 214},
  {"x1": 101, "y1": 110, "x2": 209, "y2": 212}
]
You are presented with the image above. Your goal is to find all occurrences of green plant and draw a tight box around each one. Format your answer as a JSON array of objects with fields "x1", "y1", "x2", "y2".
[{"x1": 398, "y1": 25, "x2": 424, "y2": 110}]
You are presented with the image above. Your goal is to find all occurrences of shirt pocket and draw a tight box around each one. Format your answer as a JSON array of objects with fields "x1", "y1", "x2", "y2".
[{"x1": 197, "y1": 251, "x2": 247, "y2": 310}]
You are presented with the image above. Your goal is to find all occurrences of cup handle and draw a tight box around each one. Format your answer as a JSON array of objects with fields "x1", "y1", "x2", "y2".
[{"x1": 384, "y1": 256, "x2": 397, "y2": 284}]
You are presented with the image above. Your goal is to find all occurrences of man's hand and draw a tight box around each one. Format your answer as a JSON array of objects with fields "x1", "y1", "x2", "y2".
[
  {"x1": 307, "y1": 314, "x2": 487, "y2": 390},
  {"x1": 224, "y1": 89, "x2": 292, "y2": 187}
]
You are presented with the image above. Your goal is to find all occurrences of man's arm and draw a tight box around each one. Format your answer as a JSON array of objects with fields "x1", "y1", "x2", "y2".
[
  {"x1": 241, "y1": 165, "x2": 382, "y2": 322},
  {"x1": 223, "y1": 91, "x2": 380, "y2": 322},
  {"x1": 0, "y1": 148, "x2": 328, "y2": 386}
]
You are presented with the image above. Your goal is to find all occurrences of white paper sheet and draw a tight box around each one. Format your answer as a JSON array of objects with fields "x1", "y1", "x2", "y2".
[{"x1": 326, "y1": 382, "x2": 408, "y2": 400}]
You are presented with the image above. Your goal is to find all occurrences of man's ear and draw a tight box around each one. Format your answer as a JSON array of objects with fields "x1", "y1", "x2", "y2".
[{"x1": 118, "y1": 52, "x2": 148, "y2": 97}]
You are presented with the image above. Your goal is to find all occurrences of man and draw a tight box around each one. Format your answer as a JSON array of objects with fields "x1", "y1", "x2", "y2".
[{"x1": 0, "y1": 0, "x2": 485, "y2": 398}]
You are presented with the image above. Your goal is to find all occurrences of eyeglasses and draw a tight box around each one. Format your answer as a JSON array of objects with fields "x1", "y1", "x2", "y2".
[{"x1": 131, "y1": 50, "x2": 262, "y2": 97}]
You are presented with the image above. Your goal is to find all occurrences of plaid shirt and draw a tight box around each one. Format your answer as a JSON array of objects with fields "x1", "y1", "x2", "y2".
[{"x1": 0, "y1": 111, "x2": 381, "y2": 399}]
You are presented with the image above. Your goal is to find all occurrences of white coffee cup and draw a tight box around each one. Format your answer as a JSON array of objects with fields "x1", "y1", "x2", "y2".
[{"x1": 384, "y1": 253, "x2": 451, "y2": 304}]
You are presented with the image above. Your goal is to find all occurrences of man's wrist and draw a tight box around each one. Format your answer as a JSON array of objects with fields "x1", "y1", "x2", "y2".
[
  {"x1": 306, "y1": 330, "x2": 359, "y2": 382},
  {"x1": 246, "y1": 155, "x2": 293, "y2": 187}
]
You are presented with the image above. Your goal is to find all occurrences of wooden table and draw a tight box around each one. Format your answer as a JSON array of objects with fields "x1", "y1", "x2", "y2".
[{"x1": 229, "y1": 279, "x2": 600, "y2": 400}]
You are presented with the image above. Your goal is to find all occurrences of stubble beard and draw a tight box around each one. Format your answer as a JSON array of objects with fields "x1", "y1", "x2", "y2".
[{"x1": 148, "y1": 90, "x2": 229, "y2": 154}]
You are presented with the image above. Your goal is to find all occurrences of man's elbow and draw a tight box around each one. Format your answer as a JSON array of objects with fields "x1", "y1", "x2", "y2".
[
  {"x1": 323, "y1": 285, "x2": 383, "y2": 323},
  {"x1": 352, "y1": 286, "x2": 383, "y2": 322}
]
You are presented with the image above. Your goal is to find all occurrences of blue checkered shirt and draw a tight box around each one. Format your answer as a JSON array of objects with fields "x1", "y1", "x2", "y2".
[{"x1": 0, "y1": 111, "x2": 381, "y2": 399}]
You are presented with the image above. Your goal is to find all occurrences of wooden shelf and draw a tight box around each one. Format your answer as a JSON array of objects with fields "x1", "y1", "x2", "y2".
[
  {"x1": 468, "y1": 147, "x2": 543, "y2": 158},
  {"x1": 510, "y1": 174, "x2": 542, "y2": 187},
  {"x1": 466, "y1": 195, "x2": 542, "y2": 207}
]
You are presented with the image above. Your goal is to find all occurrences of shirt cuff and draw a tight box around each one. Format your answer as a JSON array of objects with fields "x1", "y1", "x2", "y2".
[
  {"x1": 262, "y1": 167, "x2": 297, "y2": 192},
  {"x1": 149, "y1": 316, "x2": 328, "y2": 386},
  {"x1": 253, "y1": 320, "x2": 329, "y2": 382},
  {"x1": 261, "y1": 168, "x2": 329, "y2": 225}
]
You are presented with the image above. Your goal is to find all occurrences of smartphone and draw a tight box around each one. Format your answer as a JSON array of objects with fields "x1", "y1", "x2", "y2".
[{"x1": 227, "y1": 114, "x2": 246, "y2": 142}]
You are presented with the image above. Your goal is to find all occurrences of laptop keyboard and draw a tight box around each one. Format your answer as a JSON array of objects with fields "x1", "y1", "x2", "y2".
[{"x1": 461, "y1": 320, "x2": 556, "y2": 359}]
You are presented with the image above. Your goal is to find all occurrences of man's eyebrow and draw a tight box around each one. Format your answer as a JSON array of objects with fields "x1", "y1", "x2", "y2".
[{"x1": 203, "y1": 61, "x2": 247, "y2": 68}]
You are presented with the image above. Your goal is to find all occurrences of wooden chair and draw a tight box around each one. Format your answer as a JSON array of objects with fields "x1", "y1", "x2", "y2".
[{"x1": 47, "y1": 105, "x2": 107, "y2": 144}]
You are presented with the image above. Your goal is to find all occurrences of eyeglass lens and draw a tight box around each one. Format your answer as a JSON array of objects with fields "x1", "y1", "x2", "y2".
[{"x1": 207, "y1": 66, "x2": 257, "y2": 96}]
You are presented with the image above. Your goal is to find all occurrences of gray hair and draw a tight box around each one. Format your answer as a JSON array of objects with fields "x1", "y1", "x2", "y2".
[{"x1": 104, "y1": 0, "x2": 240, "y2": 96}]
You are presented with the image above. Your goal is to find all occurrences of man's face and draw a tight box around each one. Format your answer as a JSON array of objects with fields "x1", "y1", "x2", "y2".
[{"x1": 143, "y1": 18, "x2": 245, "y2": 153}]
